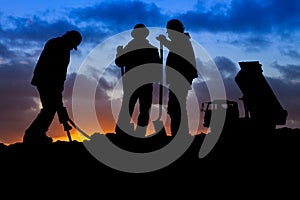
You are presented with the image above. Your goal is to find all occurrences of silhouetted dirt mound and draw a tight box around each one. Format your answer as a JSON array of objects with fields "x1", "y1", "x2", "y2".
[{"x1": 0, "y1": 127, "x2": 299, "y2": 183}]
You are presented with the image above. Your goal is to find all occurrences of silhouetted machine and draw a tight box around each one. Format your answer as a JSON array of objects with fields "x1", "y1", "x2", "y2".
[{"x1": 201, "y1": 61, "x2": 288, "y2": 133}]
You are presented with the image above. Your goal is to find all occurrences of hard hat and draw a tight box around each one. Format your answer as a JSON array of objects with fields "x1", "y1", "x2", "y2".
[
  {"x1": 166, "y1": 19, "x2": 184, "y2": 33},
  {"x1": 131, "y1": 23, "x2": 149, "y2": 38}
]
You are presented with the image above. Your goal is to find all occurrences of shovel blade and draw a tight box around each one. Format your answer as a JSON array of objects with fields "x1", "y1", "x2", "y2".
[{"x1": 153, "y1": 120, "x2": 167, "y2": 135}]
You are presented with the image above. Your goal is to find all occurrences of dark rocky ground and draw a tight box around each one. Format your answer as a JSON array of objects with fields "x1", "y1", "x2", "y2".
[{"x1": 0, "y1": 127, "x2": 299, "y2": 195}]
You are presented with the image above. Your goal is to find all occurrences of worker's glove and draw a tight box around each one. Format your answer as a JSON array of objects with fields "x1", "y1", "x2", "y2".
[
  {"x1": 58, "y1": 107, "x2": 72, "y2": 131},
  {"x1": 62, "y1": 121, "x2": 72, "y2": 131}
]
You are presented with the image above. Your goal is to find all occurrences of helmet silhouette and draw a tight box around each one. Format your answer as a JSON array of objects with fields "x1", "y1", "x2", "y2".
[
  {"x1": 166, "y1": 19, "x2": 184, "y2": 33},
  {"x1": 131, "y1": 23, "x2": 149, "y2": 38}
]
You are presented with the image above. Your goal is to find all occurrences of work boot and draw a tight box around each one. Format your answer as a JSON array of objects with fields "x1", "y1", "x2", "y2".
[
  {"x1": 23, "y1": 132, "x2": 53, "y2": 145},
  {"x1": 135, "y1": 125, "x2": 147, "y2": 138}
]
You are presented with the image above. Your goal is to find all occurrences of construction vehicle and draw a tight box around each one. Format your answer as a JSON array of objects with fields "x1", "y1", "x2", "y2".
[
  {"x1": 200, "y1": 61, "x2": 288, "y2": 134},
  {"x1": 201, "y1": 99, "x2": 240, "y2": 131}
]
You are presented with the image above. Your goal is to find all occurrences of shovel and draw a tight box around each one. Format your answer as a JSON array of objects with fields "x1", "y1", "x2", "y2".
[
  {"x1": 153, "y1": 41, "x2": 167, "y2": 135},
  {"x1": 120, "y1": 66, "x2": 135, "y2": 134}
]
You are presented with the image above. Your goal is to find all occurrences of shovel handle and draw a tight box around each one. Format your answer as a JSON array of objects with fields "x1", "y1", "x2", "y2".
[
  {"x1": 66, "y1": 130, "x2": 72, "y2": 142},
  {"x1": 160, "y1": 42, "x2": 163, "y2": 65},
  {"x1": 68, "y1": 119, "x2": 92, "y2": 140},
  {"x1": 121, "y1": 66, "x2": 125, "y2": 76},
  {"x1": 157, "y1": 41, "x2": 164, "y2": 119}
]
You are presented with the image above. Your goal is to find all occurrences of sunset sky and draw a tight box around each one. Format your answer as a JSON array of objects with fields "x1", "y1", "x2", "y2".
[{"x1": 0, "y1": 0, "x2": 299, "y2": 145}]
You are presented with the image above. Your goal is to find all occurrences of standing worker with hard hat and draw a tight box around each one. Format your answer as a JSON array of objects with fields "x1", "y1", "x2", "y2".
[
  {"x1": 114, "y1": 23, "x2": 161, "y2": 137},
  {"x1": 156, "y1": 19, "x2": 198, "y2": 137}
]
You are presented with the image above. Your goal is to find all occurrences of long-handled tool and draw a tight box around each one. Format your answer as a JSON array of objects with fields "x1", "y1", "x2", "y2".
[
  {"x1": 67, "y1": 118, "x2": 91, "y2": 140},
  {"x1": 62, "y1": 119, "x2": 92, "y2": 142},
  {"x1": 58, "y1": 106, "x2": 74, "y2": 142},
  {"x1": 153, "y1": 41, "x2": 167, "y2": 135},
  {"x1": 58, "y1": 106, "x2": 92, "y2": 141},
  {"x1": 63, "y1": 122, "x2": 73, "y2": 142}
]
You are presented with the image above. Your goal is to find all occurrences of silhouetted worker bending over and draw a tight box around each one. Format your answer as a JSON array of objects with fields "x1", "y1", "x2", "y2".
[
  {"x1": 115, "y1": 23, "x2": 161, "y2": 136},
  {"x1": 23, "y1": 30, "x2": 82, "y2": 144},
  {"x1": 156, "y1": 19, "x2": 198, "y2": 136}
]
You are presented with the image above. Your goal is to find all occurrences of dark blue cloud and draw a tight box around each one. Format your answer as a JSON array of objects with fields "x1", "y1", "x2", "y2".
[
  {"x1": 193, "y1": 56, "x2": 242, "y2": 107},
  {"x1": 280, "y1": 49, "x2": 300, "y2": 60},
  {"x1": 0, "y1": 42, "x2": 15, "y2": 57},
  {"x1": 272, "y1": 62, "x2": 300, "y2": 81},
  {"x1": 230, "y1": 35, "x2": 272, "y2": 52},
  {"x1": 1, "y1": 0, "x2": 299, "y2": 47},
  {"x1": 0, "y1": 15, "x2": 78, "y2": 43},
  {"x1": 179, "y1": 0, "x2": 300, "y2": 34},
  {"x1": 70, "y1": 0, "x2": 167, "y2": 32},
  {"x1": 0, "y1": 1, "x2": 168, "y2": 46},
  {"x1": 214, "y1": 56, "x2": 239, "y2": 78},
  {"x1": 1, "y1": 0, "x2": 298, "y2": 49},
  {"x1": 0, "y1": 62, "x2": 37, "y2": 143}
]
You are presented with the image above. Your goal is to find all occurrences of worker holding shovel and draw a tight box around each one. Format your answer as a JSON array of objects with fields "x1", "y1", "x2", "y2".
[
  {"x1": 114, "y1": 23, "x2": 161, "y2": 137},
  {"x1": 156, "y1": 19, "x2": 198, "y2": 137}
]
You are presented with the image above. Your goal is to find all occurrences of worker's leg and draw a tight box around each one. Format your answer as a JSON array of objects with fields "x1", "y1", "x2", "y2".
[
  {"x1": 137, "y1": 84, "x2": 153, "y2": 127},
  {"x1": 135, "y1": 84, "x2": 153, "y2": 136},
  {"x1": 167, "y1": 87, "x2": 189, "y2": 136},
  {"x1": 115, "y1": 85, "x2": 136, "y2": 134},
  {"x1": 23, "y1": 86, "x2": 62, "y2": 144}
]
